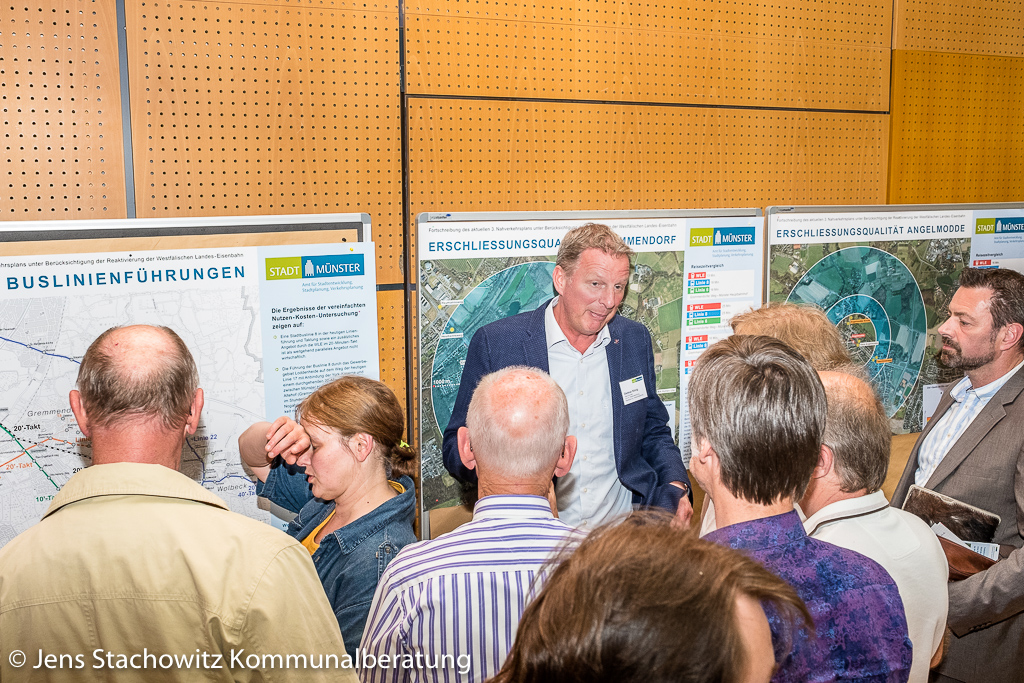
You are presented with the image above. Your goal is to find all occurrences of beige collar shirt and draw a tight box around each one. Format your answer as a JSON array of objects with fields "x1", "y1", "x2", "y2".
[{"x1": 0, "y1": 462, "x2": 356, "y2": 682}]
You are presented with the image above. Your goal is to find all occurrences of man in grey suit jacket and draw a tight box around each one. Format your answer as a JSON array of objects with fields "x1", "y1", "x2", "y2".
[{"x1": 892, "y1": 267, "x2": 1024, "y2": 683}]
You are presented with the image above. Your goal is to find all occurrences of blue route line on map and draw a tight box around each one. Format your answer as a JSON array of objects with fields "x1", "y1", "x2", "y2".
[
  {"x1": 0, "y1": 336, "x2": 80, "y2": 364},
  {"x1": 211, "y1": 474, "x2": 255, "y2": 486}
]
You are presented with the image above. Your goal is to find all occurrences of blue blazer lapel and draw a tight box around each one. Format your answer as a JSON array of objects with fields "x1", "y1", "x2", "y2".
[{"x1": 523, "y1": 300, "x2": 551, "y2": 373}]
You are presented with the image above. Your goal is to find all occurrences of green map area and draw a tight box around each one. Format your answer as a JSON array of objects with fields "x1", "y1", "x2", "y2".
[
  {"x1": 769, "y1": 238, "x2": 969, "y2": 432},
  {"x1": 419, "y1": 252, "x2": 684, "y2": 510}
]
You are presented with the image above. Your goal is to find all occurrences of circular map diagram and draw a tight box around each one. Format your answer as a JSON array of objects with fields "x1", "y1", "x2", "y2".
[
  {"x1": 786, "y1": 246, "x2": 927, "y2": 417},
  {"x1": 430, "y1": 261, "x2": 556, "y2": 432}
]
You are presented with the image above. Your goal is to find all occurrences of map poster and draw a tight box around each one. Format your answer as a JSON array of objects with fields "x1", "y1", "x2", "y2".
[
  {"x1": 417, "y1": 210, "x2": 762, "y2": 513},
  {"x1": 0, "y1": 225, "x2": 376, "y2": 548},
  {"x1": 970, "y1": 208, "x2": 1024, "y2": 273},
  {"x1": 767, "y1": 207, "x2": 973, "y2": 433}
]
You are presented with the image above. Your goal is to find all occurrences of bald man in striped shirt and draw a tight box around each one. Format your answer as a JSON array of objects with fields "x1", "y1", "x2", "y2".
[{"x1": 359, "y1": 366, "x2": 584, "y2": 683}]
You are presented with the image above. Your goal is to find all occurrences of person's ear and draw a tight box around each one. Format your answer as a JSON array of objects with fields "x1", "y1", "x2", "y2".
[
  {"x1": 693, "y1": 438, "x2": 716, "y2": 469},
  {"x1": 349, "y1": 433, "x2": 375, "y2": 462},
  {"x1": 184, "y1": 388, "x2": 204, "y2": 436},
  {"x1": 69, "y1": 390, "x2": 90, "y2": 437},
  {"x1": 552, "y1": 265, "x2": 568, "y2": 296},
  {"x1": 999, "y1": 322, "x2": 1024, "y2": 352},
  {"x1": 553, "y1": 435, "x2": 577, "y2": 477},
  {"x1": 457, "y1": 427, "x2": 477, "y2": 471},
  {"x1": 812, "y1": 444, "x2": 834, "y2": 480}
]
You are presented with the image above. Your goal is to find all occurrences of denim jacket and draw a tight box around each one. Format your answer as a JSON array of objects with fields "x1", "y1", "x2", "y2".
[{"x1": 257, "y1": 467, "x2": 417, "y2": 657}]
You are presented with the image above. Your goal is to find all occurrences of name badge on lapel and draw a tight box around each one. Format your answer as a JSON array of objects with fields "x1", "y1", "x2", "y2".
[{"x1": 619, "y1": 375, "x2": 648, "y2": 406}]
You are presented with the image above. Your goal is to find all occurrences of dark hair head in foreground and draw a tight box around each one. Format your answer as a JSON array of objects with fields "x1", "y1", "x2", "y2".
[{"x1": 490, "y1": 512, "x2": 812, "y2": 683}]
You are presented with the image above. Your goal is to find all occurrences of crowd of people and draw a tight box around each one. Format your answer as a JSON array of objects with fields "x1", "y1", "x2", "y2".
[{"x1": 1, "y1": 223, "x2": 1022, "y2": 683}]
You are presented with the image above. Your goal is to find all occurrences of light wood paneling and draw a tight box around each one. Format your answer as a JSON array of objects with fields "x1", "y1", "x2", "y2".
[
  {"x1": 407, "y1": 0, "x2": 891, "y2": 44},
  {"x1": 408, "y1": 99, "x2": 889, "y2": 243},
  {"x1": 124, "y1": 0, "x2": 405, "y2": 393},
  {"x1": 894, "y1": 0, "x2": 1024, "y2": 56},
  {"x1": 406, "y1": 0, "x2": 892, "y2": 108},
  {"x1": 124, "y1": 0, "x2": 404, "y2": 282},
  {"x1": 889, "y1": 50, "x2": 1024, "y2": 204},
  {"x1": 1, "y1": 0, "x2": 126, "y2": 218},
  {"x1": 377, "y1": 287, "x2": 408, "y2": 415},
  {"x1": 406, "y1": 16, "x2": 890, "y2": 109}
]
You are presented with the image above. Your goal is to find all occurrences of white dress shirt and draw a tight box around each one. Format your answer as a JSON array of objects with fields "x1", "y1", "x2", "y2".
[
  {"x1": 545, "y1": 298, "x2": 633, "y2": 529},
  {"x1": 915, "y1": 359, "x2": 1024, "y2": 486},
  {"x1": 801, "y1": 491, "x2": 949, "y2": 682}
]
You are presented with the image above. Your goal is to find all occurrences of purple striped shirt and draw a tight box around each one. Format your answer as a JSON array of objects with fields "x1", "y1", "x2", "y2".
[{"x1": 359, "y1": 495, "x2": 583, "y2": 683}]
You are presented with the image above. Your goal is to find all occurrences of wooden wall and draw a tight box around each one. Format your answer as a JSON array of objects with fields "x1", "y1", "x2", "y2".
[{"x1": 889, "y1": 0, "x2": 1024, "y2": 203}]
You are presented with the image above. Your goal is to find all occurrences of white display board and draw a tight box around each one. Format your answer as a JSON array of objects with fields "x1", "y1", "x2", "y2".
[
  {"x1": 0, "y1": 214, "x2": 376, "y2": 546},
  {"x1": 416, "y1": 209, "x2": 764, "y2": 518},
  {"x1": 767, "y1": 203, "x2": 1024, "y2": 433}
]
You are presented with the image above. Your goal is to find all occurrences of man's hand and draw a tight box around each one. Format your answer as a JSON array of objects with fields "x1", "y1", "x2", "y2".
[
  {"x1": 671, "y1": 481, "x2": 693, "y2": 527},
  {"x1": 264, "y1": 416, "x2": 311, "y2": 465}
]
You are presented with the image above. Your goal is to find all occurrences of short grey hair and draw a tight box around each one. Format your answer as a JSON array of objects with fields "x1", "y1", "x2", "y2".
[
  {"x1": 77, "y1": 326, "x2": 199, "y2": 430},
  {"x1": 465, "y1": 366, "x2": 569, "y2": 479},
  {"x1": 819, "y1": 370, "x2": 890, "y2": 494}
]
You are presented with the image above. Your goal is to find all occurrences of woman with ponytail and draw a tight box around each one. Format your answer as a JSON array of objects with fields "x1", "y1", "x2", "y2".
[{"x1": 239, "y1": 375, "x2": 417, "y2": 656}]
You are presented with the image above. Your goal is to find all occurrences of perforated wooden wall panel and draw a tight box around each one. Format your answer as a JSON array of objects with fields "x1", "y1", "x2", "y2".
[
  {"x1": 124, "y1": 0, "x2": 406, "y2": 401},
  {"x1": 405, "y1": 0, "x2": 891, "y2": 109},
  {"x1": 2, "y1": 0, "x2": 127, "y2": 218},
  {"x1": 407, "y1": 99, "x2": 889, "y2": 240},
  {"x1": 125, "y1": 1, "x2": 402, "y2": 272},
  {"x1": 894, "y1": 0, "x2": 1024, "y2": 55},
  {"x1": 889, "y1": 50, "x2": 1024, "y2": 204},
  {"x1": 376, "y1": 288, "x2": 405, "y2": 393},
  {"x1": 406, "y1": 0, "x2": 891, "y2": 41}
]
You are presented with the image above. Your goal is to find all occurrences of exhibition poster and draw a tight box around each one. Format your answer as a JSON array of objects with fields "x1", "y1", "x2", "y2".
[
  {"x1": 418, "y1": 212, "x2": 763, "y2": 511},
  {"x1": 680, "y1": 219, "x2": 765, "y2": 461},
  {"x1": 767, "y1": 208, "x2": 972, "y2": 432},
  {"x1": 0, "y1": 239, "x2": 378, "y2": 547}
]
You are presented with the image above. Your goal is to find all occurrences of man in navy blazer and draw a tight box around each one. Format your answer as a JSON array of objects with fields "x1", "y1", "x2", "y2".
[{"x1": 442, "y1": 223, "x2": 693, "y2": 528}]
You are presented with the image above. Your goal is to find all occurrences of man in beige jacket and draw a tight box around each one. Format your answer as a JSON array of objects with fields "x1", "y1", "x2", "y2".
[{"x1": 0, "y1": 325, "x2": 355, "y2": 682}]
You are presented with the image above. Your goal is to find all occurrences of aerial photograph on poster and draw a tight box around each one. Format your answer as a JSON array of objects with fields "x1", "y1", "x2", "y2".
[
  {"x1": 419, "y1": 249, "x2": 685, "y2": 511},
  {"x1": 769, "y1": 229, "x2": 970, "y2": 432}
]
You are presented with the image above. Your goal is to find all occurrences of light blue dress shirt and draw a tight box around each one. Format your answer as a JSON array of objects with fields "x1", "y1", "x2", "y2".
[{"x1": 545, "y1": 297, "x2": 633, "y2": 529}]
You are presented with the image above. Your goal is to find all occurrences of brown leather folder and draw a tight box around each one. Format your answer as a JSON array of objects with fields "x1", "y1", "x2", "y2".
[
  {"x1": 902, "y1": 485, "x2": 1001, "y2": 581},
  {"x1": 936, "y1": 536, "x2": 997, "y2": 581}
]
